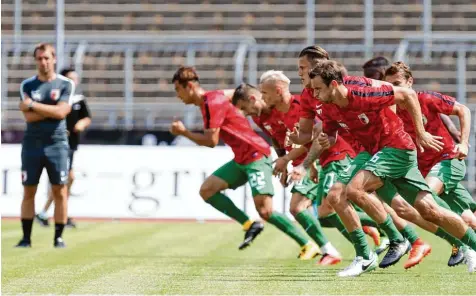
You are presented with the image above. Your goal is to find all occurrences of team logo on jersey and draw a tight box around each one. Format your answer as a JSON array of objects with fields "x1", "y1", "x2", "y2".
[
  {"x1": 31, "y1": 90, "x2": 42, "y2": 101},
  {"x1": 21, "y1": 171, "x2": 27, "y2": 182},
  {"x1": 50, "y1": 89, "x2": 60, "y2": 101},
  {"x1": 316, "y1": 104, "x2": 322, "y2": 115},
  {"x1": 338, "y1": 122, "x2": 349, "y2": 129},
  {"x1": 263, "y1": 124, "x2": 273, "y2": 133},
  {"x1": 422, "y1": 115, "x2": 428, "y2": 125},
  {"x1": 358, "y1": 113, "x2": 369, "y2": 124}
]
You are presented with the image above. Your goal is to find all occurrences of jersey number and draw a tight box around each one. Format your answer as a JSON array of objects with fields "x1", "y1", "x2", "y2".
[
  {"x1": 249, "y1": 172, "x2": 266, "y2": 190},
  {"x1": 369, "y1": 152, "x2": 382, "y2": 163}
]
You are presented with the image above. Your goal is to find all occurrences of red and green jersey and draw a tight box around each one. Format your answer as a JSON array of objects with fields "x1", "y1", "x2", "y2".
[
  {"x1": 252, "y1": 95, "x2": 306, "y2": 166},
  {"x1": 397, "y1": 90, "x2": 458, "y2": 176},
  {"x1": 299, "y1": 76, "x2": 372, "y2": 154},
  {"x1": 299, "y1": 91, "x2": 356, "y2": 167},
  {"x1": 322, "y1": 85, "x2": 416, "y2": 155},
  {"x1": 200, "y1": 90, "x2": 270, "y2": 164}
]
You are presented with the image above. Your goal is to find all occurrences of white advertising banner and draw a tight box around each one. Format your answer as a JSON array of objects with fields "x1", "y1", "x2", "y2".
[{"x1": 1, "y1": 144, "x2": 293, "y2": 220}]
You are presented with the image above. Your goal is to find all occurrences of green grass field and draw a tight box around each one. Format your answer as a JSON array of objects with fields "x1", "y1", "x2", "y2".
[{"x1": 2, "y1": 220, "x2": 475, "y2": 295}]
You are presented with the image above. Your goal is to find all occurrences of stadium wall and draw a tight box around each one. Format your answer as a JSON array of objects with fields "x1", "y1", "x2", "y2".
[{"x1": 1, "y1": 144, "x2": 292, "y2": 220}]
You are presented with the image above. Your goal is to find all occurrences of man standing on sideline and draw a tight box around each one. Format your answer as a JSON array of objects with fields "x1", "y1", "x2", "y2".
[
  {"x1": 16, "y1": 43, "x2": 74, "y2": 248},
  {"x1": 35, "y1": 67, "x2": 91, "y2": 228}
]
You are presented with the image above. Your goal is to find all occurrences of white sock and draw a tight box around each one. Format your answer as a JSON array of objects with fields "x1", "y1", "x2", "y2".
[{"x1": 321, "y1": 242, "x2": 340, "y2": 257}]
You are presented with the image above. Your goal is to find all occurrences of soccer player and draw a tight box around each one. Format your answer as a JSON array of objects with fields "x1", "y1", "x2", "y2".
[
  {"x1": 309, "y1": 60, "x2": 476, "y2": 274},
  {"x1": 384, "y1": 61, "x2": 476, "y2": 265},
  {"x1": 362, "y1": 56, "x2": 389, "y2": 80},
  {"x1": 169, "y1": 66, "x2": 314, "y2": 255},
  {"x1": 289, "y1": 46, "x2": 430, "y2": 274},
  {"x1": 16, "y1": 43, "x2": 74, "y2": 248},
  {"x1": 362, "y1": 56, "x2": 462, "y2": 144},
  {"x1": 35, "y1": 67, "x2": 91, "y2": 228},
  {"x1": 232, "y1": 77, "x2": 344, "y2": 265}
]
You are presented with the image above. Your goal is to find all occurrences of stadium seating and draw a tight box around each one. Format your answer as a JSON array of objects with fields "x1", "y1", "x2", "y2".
[{"x1": 2, "y1": 0, "x2": 476, "y2": 130}]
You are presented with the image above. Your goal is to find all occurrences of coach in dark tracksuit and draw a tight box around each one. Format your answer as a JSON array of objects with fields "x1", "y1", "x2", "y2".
[
  {"x1": 36, "y1": 68, "x2": 92, "y2": 229},
  {"x1": 16, "y1": 43, "x2": 74, "y2": 248}
]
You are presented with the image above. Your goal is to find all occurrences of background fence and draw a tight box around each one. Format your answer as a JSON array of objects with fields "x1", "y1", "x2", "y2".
[{"x1": 1, "y1": 0, "x2": 475, "y2": 192}]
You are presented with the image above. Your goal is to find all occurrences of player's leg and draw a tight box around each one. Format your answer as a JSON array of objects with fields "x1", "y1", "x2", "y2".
[
  {"x1": 427, "y1": 159, "x2": 476, "y2": 229},
  {"x1": 44, "y1": 142, "x2": 70, "y2": 248},
  {"x1": 422, "y1": 159, "x2": 476, "y2": 266},
  {"x1": 377, "y1": 182, "x2": 432, "y2": 269},
  {"x1": 317, "y1": 199, "x2": 353, "y2": 243},
  {"x1": 325, "y1": 152, "x2": 379, "y2": 276},
  {"x1": 200, "y1": 160, "x2": 259, "y2": 249},
  {"x1": 247, "y1": 156, "x2": 310, "y2": 252},
  {"x1": 36, "y1": 189, "x2": 53, "y2": 227},
  {"x1": 347, "y1": 170, "x2": 411, "y2": 269},
  {"x1": 353, "y1": 204, "x2": 389, "y2": 253},
  {"x1": 65, "y1": 150, "x2": 77, "y2": 228},
  {"x1": 290, "y1": 181, "x2": 326, "y2": 261},
  {"x1": 16, "y1": 146, "x2": 45, "y2": 247},
  {"x1": 391, "y1": 163, "x2": 476, "y2": 272}
]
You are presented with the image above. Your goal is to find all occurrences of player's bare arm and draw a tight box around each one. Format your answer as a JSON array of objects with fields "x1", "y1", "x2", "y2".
[
  {"x1": 288, "y1": 117, "x2": 313, "y2": 145},
  {"x1": 273, "y1": 146, "x2": 307, "y2": 174},
  {"x1": 439, "y1": 113, "x2": 461, "y2": 143},
  {"x1": 170, "y1": 119, "x2": 220, "y2": 148},
  {"x1": 21, "y1": 110, "x2": 46, "y2": 123},
  {"x1": 393, "y1": 86, "x2": 444, "y2": 152},
  {"x1": 74, "y1": 117, "x2": 92, "y2": 132},
  {"x1": 20, "y1": 95, "x2": 71, "y2": 120},
  {"x1": 450, "y1": 102, "x2": 471, "y2": 159}
]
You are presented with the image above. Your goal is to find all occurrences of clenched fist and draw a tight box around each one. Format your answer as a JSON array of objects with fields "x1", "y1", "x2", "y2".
[{"x1": 170, "y1": 119, "x2": 187, "y2": 135}]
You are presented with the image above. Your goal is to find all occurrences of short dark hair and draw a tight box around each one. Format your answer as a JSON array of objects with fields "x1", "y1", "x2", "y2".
[
  {"x1": 298, "y1": 45, "x2": 330, "y2": 67},
  {"x1": 384, "y1": 61, "x2": 413, "y2": 80},
  {"x1": 362, "y1": 56, "x2": 390, "y2": 80},
  {"x1": 231, "y1": 83, "x2": 259, "y2": 106},
  {"x1": 60, "y1": 67, "x2": 76, "y2": 77},
  {"x1": 172, "y1": 66, "x2": 200, "y2": 87},
  {"x1": 33, "y1": 43, "x2": 56, "y2": 58},
  {"x1": 309, "y1": 60, "x2": 344, "y2": 86}
]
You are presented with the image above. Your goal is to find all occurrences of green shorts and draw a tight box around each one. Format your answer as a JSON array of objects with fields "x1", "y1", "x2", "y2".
[
  {"x1": 361, "y1": 147, "x2": 431, "y2": 205},
  {"x1": 337, "y1": 152, "x2": 371, "y2": 185},
  {"x1": 427, "y1": 159, "x2": 466, "y2": 195},
  {"x1": 291, "y1": 173, "x2": 318, "y2": 202},
  {"x1": 212, "y1": 156, "x2": 274, "y2": 197},
  {"x1": 440, "y1": 183, "x2": 476, "y2": 215},
  {"x1": 315, "y1": 156, "x2": 352, "y2": 206}
]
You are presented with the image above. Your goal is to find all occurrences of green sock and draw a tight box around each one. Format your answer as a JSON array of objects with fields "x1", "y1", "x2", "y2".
[
  {"x1": 206, "y1": 193, "x2": 249, "y2": 225},
  {"x1": 435, "y1": 227, "x2": 464, "y2": 247},
  {"x1": 378, "y1": 214, "x2": 405, "y2": 243},
  {"x1": 400, "y1": 225, "x2": 419, "y2": 244},
  {"x1": 356, "y1": 211, "x2": 379, "y2": 228},
  {"x1": 319, "y1": 213, "x2": 352, "y2": 242},
  {"x1": 349, "y1": 228, "x2": 371, "y2": 259},
  {"x1": 461, "y1": 228, "x2": 476, "y2": 250},
  {"x1": 295, "y1": 211, "x2": 328, "y2": 247},
  {"x1": 268, "y1": 212, "x2": 309, "y2": 247}
]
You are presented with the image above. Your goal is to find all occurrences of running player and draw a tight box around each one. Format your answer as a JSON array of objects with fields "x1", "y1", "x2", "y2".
[
  {"x1": 384, "y1": 61, "x2": 476, "y2": 265},
  {"x1": 362, "y1": 56, "x2": 389, "y2": 80},
  {"x1": 16, "y1": 43, "x2": 74, "y2": 248},
  {"x1": 362, "y1": 56, "x2": 462, "y2": 144},
  {"x1": 36, "y1": 67, "x2": 92, "y2": 229},
  {"x1": 289, "y1": 46, "x2": 431, "y2": 274},
  {"x1": 309, "y1": 60, "x2": 476, "y2": 275},
  {"x1": 170, "y1": 66, "x2": 314, "y2": 255},
  {"x1": 232, "y1": 77, "x2": 345, "y2": 265}
]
